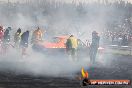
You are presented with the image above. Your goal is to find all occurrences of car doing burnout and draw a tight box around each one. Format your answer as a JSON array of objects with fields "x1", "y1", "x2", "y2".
[{"x1": 32, "y1": 36, "x2": 104, "y2": 57}]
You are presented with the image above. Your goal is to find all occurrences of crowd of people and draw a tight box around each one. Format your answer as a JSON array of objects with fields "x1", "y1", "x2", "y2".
[
  {"x1": 102, "y1": 30, "x2": 132, "y2": 46},
  {"x1": 0, "y1": 26, "x2": 44, "y2": 56},
  {"x1": 0, "y1": 0, "x2": 131, "y2": 63},
  {"x1": 0, "y1": 25, "x2": 101, "y2": 64}
]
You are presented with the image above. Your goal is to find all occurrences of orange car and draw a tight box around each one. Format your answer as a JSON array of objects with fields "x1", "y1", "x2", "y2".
[
  {"x1": 42, "y1": 36, "x2": 69, "y2": 48},
  {"x1": 32, "y1": 36, "x2": 104, "y2": 55}
]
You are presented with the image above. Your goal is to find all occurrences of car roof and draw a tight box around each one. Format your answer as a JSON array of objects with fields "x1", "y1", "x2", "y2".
[{"x1": 54, "y1": 36, "x2": 69, "y2": 39}]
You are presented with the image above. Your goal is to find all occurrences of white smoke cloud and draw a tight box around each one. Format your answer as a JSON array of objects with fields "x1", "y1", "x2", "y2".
[
  {"x1": 0, "y1": 0, "x2": 129, "y2": 77},
  {"x1": 0, "y1": 46, "x2": 91, "y2": 77},
  {"x1": 0, "y1": 0, "x2": 131, "y2": 3}
]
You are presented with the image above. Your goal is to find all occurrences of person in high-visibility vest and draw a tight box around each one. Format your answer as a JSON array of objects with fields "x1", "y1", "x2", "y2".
[
  {"x1": 66, "y1": 35, "x2": 78, "y2": 61},
  {"x1": 31, "y1": 27, "x2": 43, "y2": 44},
  {"x1": 14, "y1": 28, "x2": 22, "y2": 48}
]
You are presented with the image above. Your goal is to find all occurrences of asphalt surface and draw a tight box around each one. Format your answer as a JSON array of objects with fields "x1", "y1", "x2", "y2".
[
  {"x1": 0, "y1": 54, "x2": 131, "y2": 88},
  {"x1": 89, "y1": 54, "x2": 132, "y2": 79}
]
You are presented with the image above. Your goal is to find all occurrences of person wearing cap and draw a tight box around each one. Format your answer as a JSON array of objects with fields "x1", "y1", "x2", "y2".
[
  {"x1": 20, "y1": 31, "x2": 29, "y2": 56},
  {"x1": 66, "y1": 35, "x2": 78, "y2": 61},
  {"x1": 31, "y1": 27, "x2": 43, "y2": 44},
  {"x1": 14, "y1": 28, "x2": 22, "y2": 48},
  {"x1": 89, "y1": 31, "x2": 100, "y2": 64}
]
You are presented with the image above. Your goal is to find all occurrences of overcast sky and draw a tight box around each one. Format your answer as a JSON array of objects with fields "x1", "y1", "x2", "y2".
[{"x1": 0, "y1": 0, "x2": 131, "y2": 3}]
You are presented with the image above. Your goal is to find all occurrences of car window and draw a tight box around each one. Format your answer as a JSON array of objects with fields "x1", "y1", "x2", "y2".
[{"x1": 50, "y1": 38, "x2": 60, "y2": 43}]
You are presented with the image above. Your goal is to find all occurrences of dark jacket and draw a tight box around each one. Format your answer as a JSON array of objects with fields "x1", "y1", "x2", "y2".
[
  {"x1": 91, "y1": 34, "x2": 100, "y2": 48},
  {"x1": 66, "y1": 38, "x2": 72, "y2": 49},
  {"x1": 21, "y1": 31, "x2": 29, "y2": 44},
  {"x1": 4, "y1": 29, "x2": 10, "y2": 42}
]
